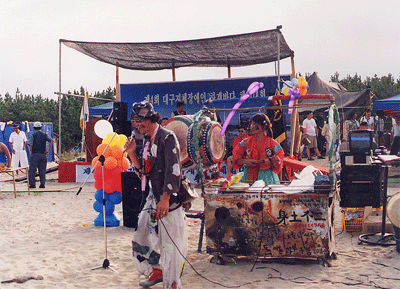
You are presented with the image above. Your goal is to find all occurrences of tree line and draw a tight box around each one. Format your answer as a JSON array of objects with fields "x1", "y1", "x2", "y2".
[
  {"x1": 1, "y1": 73, "x2": 399, "y2": 153},
  {"x1": 0, "y1": 87, "x2": 115, "y2": 152}
]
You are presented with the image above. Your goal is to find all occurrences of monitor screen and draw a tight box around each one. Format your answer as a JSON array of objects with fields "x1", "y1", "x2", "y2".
[{"x1": 349, "y1": 130, "x2": 374, "y2": 154}]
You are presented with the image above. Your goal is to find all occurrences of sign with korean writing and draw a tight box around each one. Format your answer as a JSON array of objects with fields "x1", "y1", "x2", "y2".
[
  {"x1": 204, "y1": 192, "x2": 333, "y2": 259},
  {"x1": 120, "y1": 75, "x2": 290, "y2": 124}
]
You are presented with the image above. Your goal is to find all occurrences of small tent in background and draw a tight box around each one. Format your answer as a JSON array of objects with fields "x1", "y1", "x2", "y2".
[
  {"x1": 373, "y1": 94, "x2": 400, "y2": 116},
  {"x1": 297, "y1": 72, "x2": 371, "y2": 118}
]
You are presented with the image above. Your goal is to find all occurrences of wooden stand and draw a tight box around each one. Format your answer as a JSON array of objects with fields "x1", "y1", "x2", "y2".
[{"x1": 1, "y1": 167, "x2": 30, "y2": 198}]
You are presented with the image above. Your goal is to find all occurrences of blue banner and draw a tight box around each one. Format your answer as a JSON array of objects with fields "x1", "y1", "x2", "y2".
[{"x1": 120, "y1": 75, "x2": 290, "y2": 122}]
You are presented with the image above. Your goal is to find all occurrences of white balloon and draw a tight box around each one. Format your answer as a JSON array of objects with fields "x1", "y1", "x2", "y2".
[{"x1": 94, "y1": 120, "x2": 113, "y2": 139}]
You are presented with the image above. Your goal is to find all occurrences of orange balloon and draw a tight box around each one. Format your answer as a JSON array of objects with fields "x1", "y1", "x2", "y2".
[
  {"x1": 92, "y1": 156, "x2": 102, "y2": 169},
  {"x1": 120, "y1": 157, "x2": 131, "y2": 171},
  {"x1": 96, "y1": 143, "x2": 112, "y2": 157},
  {"x1": 111, "y1": 145, "x2": 124, "y2": 159},
  {"x1": 299, "y1": 87, "x2": 307, "y2": 96},
  {"x1": 104, "y1": 156, "x2": 118, "y2": 169}
]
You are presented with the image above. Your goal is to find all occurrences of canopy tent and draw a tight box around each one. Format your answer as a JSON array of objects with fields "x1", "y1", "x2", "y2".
[
  {"x1": 373, "y1": 94, "x2": 400, "y2": 116},
  {"x1": 297, "y1": 72, "x2": 371, "y2": 117},
  {"x1": 60, "y1": 28, "x2": 293, "y2": 70},
  {"x1": 58, "y1": 27, "x2": 295, "y2": 161},
  {"x1": 89, "y1": 102, "x2": 114, "y2": 116}
]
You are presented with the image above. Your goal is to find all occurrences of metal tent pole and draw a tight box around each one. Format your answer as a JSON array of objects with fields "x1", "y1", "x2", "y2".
[{"x1": 59, "y1": 40, "x2": 62, "y2": 162}]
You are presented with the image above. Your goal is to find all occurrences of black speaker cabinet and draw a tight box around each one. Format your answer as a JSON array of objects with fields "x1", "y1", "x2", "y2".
[
  {"x1": 340, "y1": 164, "x2": 384, "y2": 208},
  {"x1": 112, "y1": 120, "x2": 132, "y2": 137},
  {"x1": 110, "y1": 102, "x2": 128, "y2": 122},
  {"x1": 121, "y1": 171, "x2": 148, "y2": 228}
]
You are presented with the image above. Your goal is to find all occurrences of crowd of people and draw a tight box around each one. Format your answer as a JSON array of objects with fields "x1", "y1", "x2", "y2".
[{"x1": 298, "y1": 108, "x2": 400, "y2": 159}]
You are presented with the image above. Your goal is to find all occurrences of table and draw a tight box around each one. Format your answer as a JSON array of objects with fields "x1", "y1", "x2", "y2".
[
  {"x1": 1, "y1": 167, "x2": 30, "y2": 198},
  {"x1": 203, "y1": 186, "x2": 335, "y2": 263}
]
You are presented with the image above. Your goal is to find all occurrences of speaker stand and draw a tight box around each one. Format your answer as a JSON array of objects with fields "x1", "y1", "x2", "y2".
[{"x1": 359, "y1": 165, "x2": 396, "y2": 246}]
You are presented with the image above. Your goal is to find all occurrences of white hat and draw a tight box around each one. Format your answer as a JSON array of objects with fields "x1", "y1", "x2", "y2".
[
  {"x1": 33, "y1": 121, "x2": 42, "y2": 128},
  {"x1": 387, "y1": 192, "x2": 400, "y2": 228}
]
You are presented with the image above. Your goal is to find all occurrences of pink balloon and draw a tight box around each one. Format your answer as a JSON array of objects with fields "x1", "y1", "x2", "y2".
[{"x1": 220, "y1": 81, "x2": 264, "y2": 136}]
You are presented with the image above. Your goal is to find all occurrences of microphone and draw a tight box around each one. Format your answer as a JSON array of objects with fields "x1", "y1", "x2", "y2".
[{"x1": 129, "y1": 128, "x2": 136, "y2": 141}]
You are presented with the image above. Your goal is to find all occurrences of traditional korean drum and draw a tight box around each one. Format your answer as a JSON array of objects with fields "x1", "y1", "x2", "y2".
[
  {"x1": 164, "y1": 115, "x2": 195, "y2": 169},
  {"x1": 187, "y1": 120, "x2": 225, "y2": 168}
]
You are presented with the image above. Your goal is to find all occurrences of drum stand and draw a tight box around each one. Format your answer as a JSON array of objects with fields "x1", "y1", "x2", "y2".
[{"x1": 358, "y1": 165, "x2": 396, "y2": 246}]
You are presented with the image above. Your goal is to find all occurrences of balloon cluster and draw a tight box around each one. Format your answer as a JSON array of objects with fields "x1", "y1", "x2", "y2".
[
  {"x1": 91, "y1": 120, "x2": 131, "y2": 227},
  {"x1": 93, "y1": 189, "x2": 122, "y2": 227},
  {"x1": 281, "y1": 77, "x2": 308, "y2": 114}
]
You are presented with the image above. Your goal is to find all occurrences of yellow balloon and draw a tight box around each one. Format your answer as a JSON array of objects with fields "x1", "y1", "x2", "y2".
[
  {"x1": 102, "y1": 132, "x2": 120, "y2": 147},
  {"x1": 282, "y1": 87, "x2": 290, "y2": 96},
  {"x1": 117, "y1": 134, "x2": 127, "y2": 147}
]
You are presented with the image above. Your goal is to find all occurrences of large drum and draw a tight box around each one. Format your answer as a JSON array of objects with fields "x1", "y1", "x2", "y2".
[
  {"x1": 187, "y1": 120, "x2": 225, "y2": 168},
  {"x1": 164, "y1": 115, "x2": 195, "y2": 169}
]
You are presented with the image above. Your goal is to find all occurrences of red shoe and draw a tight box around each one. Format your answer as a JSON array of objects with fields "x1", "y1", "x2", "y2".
[{"x1": 139, "y1": 268, "x2": 163, "y2": 287}]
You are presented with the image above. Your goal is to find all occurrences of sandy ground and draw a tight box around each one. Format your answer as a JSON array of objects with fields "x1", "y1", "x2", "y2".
[{"x1": 0, "y1": 160, "x2": 399, "y2": 289}]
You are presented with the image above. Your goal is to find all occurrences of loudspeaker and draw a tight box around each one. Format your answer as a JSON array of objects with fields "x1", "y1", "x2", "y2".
[
  {"x1": 340, "y1": 165, "x2": 384, "y2": 208},
  {"x1": 110, "y1": 102, "x2": 128, "y2": 123},
  {"x1": 121, "y1": 171, "x2": 149, "y2": 228},
  {"x1": 112, "y1": 120, "x2": 132, "y2": 137}
]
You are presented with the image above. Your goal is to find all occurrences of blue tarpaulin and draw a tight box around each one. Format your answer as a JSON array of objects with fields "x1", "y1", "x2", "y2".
[{"x1": 0, "y1": 122, "x2": 55, "y2": 164}]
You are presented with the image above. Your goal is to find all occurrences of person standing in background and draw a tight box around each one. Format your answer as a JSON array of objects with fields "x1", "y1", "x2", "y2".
[
  {"x1": 302, "y1": 111, "x2": 325, "y2": 160},
  {"x1": 226, "y1": 125, "x2": 249, "y2": 174},
  {"x1": 171, "y1": 101, "x2": 187, "y2": 118},
  {"x1": 390, "y1": 116, "x2": 400, "y2": 156},
  {"x1": 375, "y1": 112, "x2": 385, "y2": 147},
  {"x1": 9, "y1": 123, "x2": 29, "y2": 168},
  {"x1": 28, "y1": 122, "x2": 54, "y2": 188},
  {"x1": 360, "y1": 108, "x2": 374, "y2": 131},
  {"x1": 344, "y1": 111, "x2": 359, "y2": 141}
]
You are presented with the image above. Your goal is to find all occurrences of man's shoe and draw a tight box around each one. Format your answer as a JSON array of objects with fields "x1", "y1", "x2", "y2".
[
  {"x1": 29, "y1": 185, "x2": 36, "y2": 188},
  {"x1": 139, "y1": 277, "x2": 163, "y2": 287},
  {"x1": 39, "y1": 185, "x2": 45, "y2": 188},
  {"x1": 318, "y1": 156, "x2": 325, "y2": 159},
  {"x1": 139, "y1": 268, "x2": 163, "y2": 287},
  {"x1": 308, "y1": 157, "x2": 314, "y2": 160}
]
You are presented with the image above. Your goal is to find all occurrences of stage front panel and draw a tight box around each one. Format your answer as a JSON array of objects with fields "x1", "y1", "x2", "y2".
[{"x1": 204, "y1": 192, "x2": 333, "y2": 259}]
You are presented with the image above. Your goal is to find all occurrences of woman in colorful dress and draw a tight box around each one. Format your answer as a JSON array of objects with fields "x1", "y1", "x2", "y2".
[{"x1": 232, "y1": 113, "x2": 284, "y2": 184}]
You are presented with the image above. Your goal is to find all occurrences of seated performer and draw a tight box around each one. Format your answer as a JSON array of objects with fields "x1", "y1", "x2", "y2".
[{"x1": 232, "y1": 113, "x2": 284, "y2": 185}]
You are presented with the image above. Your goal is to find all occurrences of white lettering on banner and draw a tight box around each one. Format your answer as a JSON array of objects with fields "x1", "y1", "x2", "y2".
[
  {"x1": 181, "y1": 93, "x2": 187, "y2": 104},
  {"x1": 146, "y1": 89, "x2": 261, "y2": 106},
  {"x1": 154, "y1": 94, "x2": 160, "y2": 105},
  {"x1": 163, "y1": 94, "x2": 169, "y2": 105},
  {"x1": 145, "y1": 94, "x2": 160, "y2": 105},
  {"x1": 200, "y1": 92, "x2": 207, "y2": 103}
]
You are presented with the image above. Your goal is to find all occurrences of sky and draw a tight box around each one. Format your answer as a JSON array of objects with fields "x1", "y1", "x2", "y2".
[{"x1": 1, "y1": 0, "x2": 399, "y2": 101}]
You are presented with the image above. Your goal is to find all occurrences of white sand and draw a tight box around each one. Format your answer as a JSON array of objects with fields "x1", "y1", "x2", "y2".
[{"x1": 0, "y1": 165, "x2": 399, "y2": 289}]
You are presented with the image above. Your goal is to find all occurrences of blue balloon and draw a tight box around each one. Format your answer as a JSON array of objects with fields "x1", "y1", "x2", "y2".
[
  {"x1": 93, "y1": 200, "x2": 115, "y2": 215},
  {"x1": 95, "y1": 189, "x2": 105, "y2": 202},
  {"x1": 108, "y1": 191, "x2": 122, "y2": 205},
  {"x1": 93, "y1": 200, "x2": 103, "y2": 213}
]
